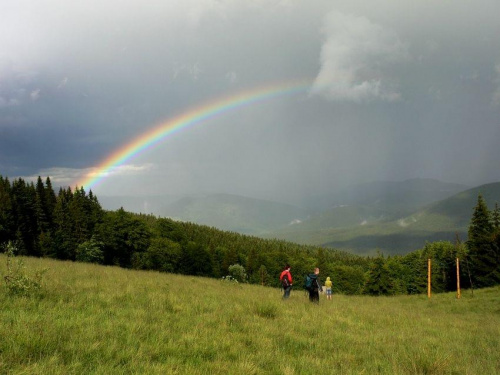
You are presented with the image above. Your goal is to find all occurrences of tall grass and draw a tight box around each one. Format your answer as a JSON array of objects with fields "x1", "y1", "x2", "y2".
[{"x1": 1, "y1": 254, "x2": 499, "y2": 374}]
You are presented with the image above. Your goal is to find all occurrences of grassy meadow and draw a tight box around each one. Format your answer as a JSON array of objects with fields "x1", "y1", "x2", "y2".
[{"x1": 1, "y1": 255, "x2": 499, "y2": 374}]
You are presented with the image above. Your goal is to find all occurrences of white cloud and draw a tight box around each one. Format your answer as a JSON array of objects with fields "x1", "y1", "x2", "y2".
[
  {"x1": 398, "y1": 216, "x2": 417, "y2": 228},
  {"x1": 82, "y1": 164, "x2": 154, "y2": 180},
  {"x1": 312, "y1": 11, "x2": 409, "y2": 102},
  {"x1": 172, "y1": 63, "x2": 203, "y2": 81},
  {"x1": 30, "y1": 88, "x2": 41, "y2": 101},
  {"x1": 19, "y1": 167, "x2": 83, "y2": 186},
  {"x1": 225, "y1": 71, "x2": 238, "y2": 84},
  {"x1": 0, "y1": 96, "x2": 20, "y2": 107},
  {"x1": 19, "y1": 164, "x2": 154, "y2": 188},
  {"x1": 57, "y1": 77, "x2": 68, "y2": 89}
]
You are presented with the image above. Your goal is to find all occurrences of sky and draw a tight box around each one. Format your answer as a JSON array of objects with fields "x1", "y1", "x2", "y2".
[{"x1": 1, "y1": 0, "x2": 500, "y2": 205}]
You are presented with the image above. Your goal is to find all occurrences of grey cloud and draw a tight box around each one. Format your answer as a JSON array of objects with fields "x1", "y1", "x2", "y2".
[
  {"x1": 30, "y1": 89, "x2": 41, "y2": 101},
  {"x1": 1, "y1": 0, "x2": 500, "y2": 203},
  {"x1": 312, "y1": 11, "x2": 409, "y2": 102},
  {"x1": 0, "y1": 97, "x2": 20, "y2": 108}
]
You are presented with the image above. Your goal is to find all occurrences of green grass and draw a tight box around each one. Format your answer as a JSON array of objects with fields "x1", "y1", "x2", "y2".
[{"x1": 1, "y1": 255, "x2": 499, "y2": 374}]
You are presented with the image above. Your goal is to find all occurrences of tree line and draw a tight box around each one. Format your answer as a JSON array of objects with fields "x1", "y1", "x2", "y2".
[{"x1": 1, "y1": 175, "x2": 499, "y2": 295}]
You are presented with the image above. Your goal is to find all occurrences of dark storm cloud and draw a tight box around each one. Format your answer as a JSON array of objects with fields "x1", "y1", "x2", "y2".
[{"x1": 1, "y1": 0, "x2": 500, "y2": 202}]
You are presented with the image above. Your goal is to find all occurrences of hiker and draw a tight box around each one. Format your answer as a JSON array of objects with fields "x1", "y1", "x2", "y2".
[
  {"x1": 305, "y1": 267, "x2": 322, "y2": 303},
  {"x1": 325, "y1": 276, "x2": 333, "y2": 300},
  {"x1": 279, "y1": 264, "x2": 293, "y2": 299}
]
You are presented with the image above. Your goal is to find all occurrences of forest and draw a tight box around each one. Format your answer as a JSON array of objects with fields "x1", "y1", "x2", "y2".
[{"x1": 1, "y1": 175, "x2": 499, "y2": 295}]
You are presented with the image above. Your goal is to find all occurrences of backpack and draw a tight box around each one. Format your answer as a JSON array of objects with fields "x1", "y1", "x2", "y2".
[
  {"x1": 304, "y1": 275, "x2": 313, "y2": 291},
  {"x1": 281, "y1": 271, "x2": 290, "y2": 288}
]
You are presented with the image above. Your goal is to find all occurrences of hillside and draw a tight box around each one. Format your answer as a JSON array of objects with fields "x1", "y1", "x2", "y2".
[
  {"x1": 1, "y1": 256, "x2": 499, "y2": 374},
  {"x1": 268, "y1": 182, "x2": 500, "y2": 255},
  {"x1": 161, "y1": 193, "x2": 308, "y2": 235},
  {"x1": 98, "y1": 194, "x2": 181, "y2": 215},
  {"x1": 300, "y1": 178, "x2": 467, "y2": 214},
  {"x1": 96, "y1": 179, "x2": 498, "y2": 255}
]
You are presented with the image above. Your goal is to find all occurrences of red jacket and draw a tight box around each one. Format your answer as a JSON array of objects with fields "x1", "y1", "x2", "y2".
[{"x1": 280, "y1": 269, "x2": 292, "y2": 284}]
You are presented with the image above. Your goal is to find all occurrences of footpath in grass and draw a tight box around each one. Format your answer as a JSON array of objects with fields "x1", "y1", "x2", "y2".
[{"x1": 1, "y1": 255, "x2": 499, "y2": 374}]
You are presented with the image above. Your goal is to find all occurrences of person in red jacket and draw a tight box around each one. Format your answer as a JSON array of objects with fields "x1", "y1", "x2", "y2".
[{"x1": 280, "y1": 264, "x2": 293, "y2": 299}]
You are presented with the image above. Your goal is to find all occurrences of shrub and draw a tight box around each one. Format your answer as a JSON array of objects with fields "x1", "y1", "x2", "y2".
[
  {"x1": 228, "y1": 264, "x2": 247, "y2": 282},
  {"x1": 2, "y1": 242, "x2": 48, "y2": 297},
  {"x1": 221, "y1": 275, "x2": 238, "y2": 283},
  {"x1": 76, "y1": 236, "x2": 104, "y2": 264}
]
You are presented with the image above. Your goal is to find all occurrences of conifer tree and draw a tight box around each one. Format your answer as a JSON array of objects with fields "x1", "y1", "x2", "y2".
[
  {"x1": 222, "y1": 246, "x2": 239, "y2": 274},
  {"x1": 492, "y1": 202, "x2": 500, "y2": 232},
  {"x1": 364, "y1": 253, "x2": 393, "y2": 295},
  {"x1": 179, "y1": 241, "x2": 212, "y2": 276},
  {"x1": 246, "y1": 247, "x2": 258, "y2": 279},
  {"x1": 468, "y1": 194, "x2": 493, "y2": 243},
  {"x1": 209, "y1": 246, "x2": 225, "y2": 278},
  {"x1": 467, "y1": 194, "x2": 500, "y2": 287},
  {"x1": 44, "y1": 176, "x2": 57, "y2": 231},
  {"x1": 95, "y1": 208, "x2": 150, "y2": 267},
  {"x1": 35, "y1": 176, "x2": 49, "y2": 234},
  {"x1": 11, "y1": 179, "x2": 39, "y2": 255},
  {"x1": 0, "y1": 176, "x2": 15, "y2": 244}
]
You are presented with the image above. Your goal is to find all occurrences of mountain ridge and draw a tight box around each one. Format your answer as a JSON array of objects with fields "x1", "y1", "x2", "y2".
[
  {"x1": 98, "y1": 179, "x2": 500, "y2": 255},
  {"x1": 269, "y1": 181, "x2": 500, "y2": 255}
]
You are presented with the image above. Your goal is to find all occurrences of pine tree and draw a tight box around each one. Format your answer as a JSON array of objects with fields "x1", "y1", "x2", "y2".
[
  {"x1": 492, "y1": 202, "x2": 500, "y2": 231},
  {"x1": 364, "y1": 253, "x2": 393, "y2": 295},
  {"x1": 0, "y1": 176, "x2": 15, "y2": 244},
  {"x1": 222, "y1": 246, "x2": 239, "y2": 274},
  {"x1": 53, "y1": 187, "x2": 75, "y2": 259},
  {"x1": 246, "y1": 247, "x2": 258, "y2": 279},
  {"x1": 179, "y1": 241, "x2": 212, "y2": 276},
  {"x1": 44, "y1": 176, "x2": 57, "y2": 231},
  {"x1": 11, "y1": 179, "x2": 39, "y2": 256},
  {"x1": 466, "y1": 194, "x2": 500, "y2": 287},
  {"x1": 95, "y1": 208, "x2": 151, "y2": 267},
  {"x1": 468, "y1": 194, "x2": 493, "y2": 242},
  {"x1": 35, "y1": 176, "x2": 49, "y2": 234}
]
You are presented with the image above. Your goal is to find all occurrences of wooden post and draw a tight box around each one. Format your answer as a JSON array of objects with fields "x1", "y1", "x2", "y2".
[
  {"x1": 427, "y1": 258, "x2": 431, "y2": 299},
  {"x1": 456, "y1": 258, "x2": 461, "y2": 299}
]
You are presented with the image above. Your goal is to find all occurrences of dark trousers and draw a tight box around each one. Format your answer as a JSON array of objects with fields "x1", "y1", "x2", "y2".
[
  {"x1": 309, "y1": 289, "x2": 319, "y2": 303},
  {"x1": 283, "y1": 286, "x2": 292, "y2": 299}
]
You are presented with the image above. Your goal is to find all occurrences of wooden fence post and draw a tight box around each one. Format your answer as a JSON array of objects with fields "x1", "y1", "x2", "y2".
[{"x1": 456, "y1": 258, "x2": 461, "y2": 299}]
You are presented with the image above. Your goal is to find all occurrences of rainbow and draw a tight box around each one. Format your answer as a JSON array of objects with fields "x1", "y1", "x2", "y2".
[{"x1": 76, "y1": 79, "x2": 313, "y2": 190}]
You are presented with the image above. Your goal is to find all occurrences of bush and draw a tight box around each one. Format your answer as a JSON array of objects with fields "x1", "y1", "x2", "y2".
[
  {"x1": 221, "y1": 275, "x2": 238, "y2": 283},
  {"x1": 76, "y1": 237, "x2": 104, "y2": 264},
  {"x1": 228, "y1": 264, "x2": 247, "y2": 282},
  {"x1": 2, "y1": 242, "x2": 48, "y2": 297}
]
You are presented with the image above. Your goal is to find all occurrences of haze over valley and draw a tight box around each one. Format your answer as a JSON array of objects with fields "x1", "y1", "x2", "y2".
[{"x1": 98, "y1": 178, "x2": 500, "y2": 255}]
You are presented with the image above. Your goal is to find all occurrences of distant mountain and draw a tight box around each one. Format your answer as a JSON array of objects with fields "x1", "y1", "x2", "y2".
[
  {"x1": 395, "y1": 181, "x2": 500, "y2": 232},
  {"x1": 98, "y1": 193, "x2": 309, "y2": 235},
  {"x1": 267, "y1": 182, "x2": 500, "y2": 256},
  {"x1": 98, "y1": 195, "x2": 181, "y2": 215},
  {"x1": 266, "y1": 178, "x2": 467, "y2": 235},
  {"x1": 303, "y1": 178, "x2": 467, "y2": 216},
  {"x1": 162, "y1": 193, "x2": 308, "y2": 235},
  {"x1": 99, "y1": 179, "x2": 498, "y2": 256}
]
